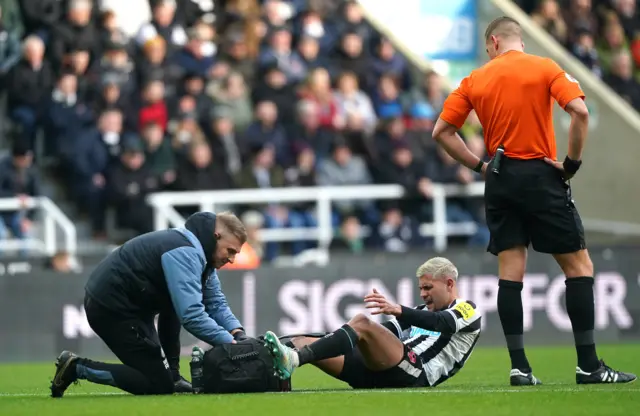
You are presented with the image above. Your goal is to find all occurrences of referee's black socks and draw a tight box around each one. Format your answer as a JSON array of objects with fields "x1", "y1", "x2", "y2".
[
  {"x1": 297, "y1": 324, "x2": 359, "y2": 366},
  {"x1": 497, "y1": 280, "x2": 532, "y2": 373},
  {"x1": 565, "y1": 277, "x2": 599, "y2": 372}
]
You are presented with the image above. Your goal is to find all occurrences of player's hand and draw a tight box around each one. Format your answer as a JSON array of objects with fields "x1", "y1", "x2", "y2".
[
  {"x1": 364, "y1": 288, "x2": 402, "y2": 317},
  {"x1": 233, "y1": 330, "x2": 249, "y2": 342},
  {"x1": 544, "y1": 157, "x2": 574, "y2": 180}
]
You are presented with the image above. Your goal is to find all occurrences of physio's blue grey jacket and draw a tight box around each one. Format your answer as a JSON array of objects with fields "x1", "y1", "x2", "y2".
[{"x1": 86, "y1": 212, "x2": 241, "y2": 345}]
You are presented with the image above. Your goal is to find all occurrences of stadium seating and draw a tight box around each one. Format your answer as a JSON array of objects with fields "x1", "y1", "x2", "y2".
[{"x1": 0, "y1": 0, "x2": 490, "y2": 261}]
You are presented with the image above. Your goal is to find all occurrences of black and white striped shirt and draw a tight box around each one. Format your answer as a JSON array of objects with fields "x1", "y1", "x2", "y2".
[{"x1": 386, "y1": 299, "x2": 482, "y2": 387}]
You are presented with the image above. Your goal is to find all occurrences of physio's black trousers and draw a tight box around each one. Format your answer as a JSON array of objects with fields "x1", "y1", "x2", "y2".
[{"x1": 75, "y1": 295, "x2": 181, "y2": 395}]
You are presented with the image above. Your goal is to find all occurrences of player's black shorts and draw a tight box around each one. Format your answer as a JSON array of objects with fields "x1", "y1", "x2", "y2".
[
  {"x1": 484, "y1": 157, "x2": 586, "y2": 256},
  {"x1": 337, "y1": 344, "x2": 428, "y2": 389}
]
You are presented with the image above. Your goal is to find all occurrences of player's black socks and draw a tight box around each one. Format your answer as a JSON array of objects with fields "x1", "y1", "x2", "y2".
[
  {"x1": 498, "y1": 279, "x2": 532, "y2": 373},
  {"x1": 565, "y1": 277, "x2": 599, "y2": 372},
  {"x1": 297, "y1": 324, "x2": 359, "y2": 366}
]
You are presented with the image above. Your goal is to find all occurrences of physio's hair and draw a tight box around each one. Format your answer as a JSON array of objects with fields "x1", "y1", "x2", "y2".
[
  {"x1": 484, "y1": 16, "x2": 522, "y2": 42},
  {"x1": 415, "y1": 257, "x2": 459, "y2": 281},
  {"x1": 216, "y1": 211, "x2": 248, "y2": 245}
]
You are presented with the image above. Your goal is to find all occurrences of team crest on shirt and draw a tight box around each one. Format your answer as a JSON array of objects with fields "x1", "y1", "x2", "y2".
[{"x1": 565, "y1": 73, "x2": 579, "y2": 84}]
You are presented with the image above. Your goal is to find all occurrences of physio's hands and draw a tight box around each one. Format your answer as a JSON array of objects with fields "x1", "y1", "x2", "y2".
[
  {"x1": 232, "y1": 329, "x2": 249, "y2": 342},
  {"x1": 364, "y1": 288, "x2": 402, "y2": 317}
]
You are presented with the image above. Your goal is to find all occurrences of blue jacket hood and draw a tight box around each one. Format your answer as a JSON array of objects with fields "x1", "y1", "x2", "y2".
[{"x1": 185, "y1": 212, "x2": 217, "y2": 265}]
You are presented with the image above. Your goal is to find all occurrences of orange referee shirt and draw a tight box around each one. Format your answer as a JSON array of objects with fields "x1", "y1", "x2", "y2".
[{"x1": 439, "y1": 50, "x2": 585, "y2": 160}]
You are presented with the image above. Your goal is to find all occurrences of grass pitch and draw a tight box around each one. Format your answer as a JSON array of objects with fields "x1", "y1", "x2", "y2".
[{"x1": 0, "y1": 345, "x2": 638, "y2": 416}]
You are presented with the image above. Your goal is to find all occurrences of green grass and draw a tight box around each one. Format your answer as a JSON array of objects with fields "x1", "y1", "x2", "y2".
[{"x1": 1, "y1": 345, "x2": 639, "y2": 415}]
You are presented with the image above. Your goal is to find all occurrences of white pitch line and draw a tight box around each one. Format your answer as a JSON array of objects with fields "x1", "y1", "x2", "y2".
[{"x1": 1, "y1": 388, "x2": 638, "y2": 398}]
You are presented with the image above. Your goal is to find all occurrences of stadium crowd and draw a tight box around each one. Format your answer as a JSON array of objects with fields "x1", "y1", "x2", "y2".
[
  {"x1": 519, "y1": 0, "x2": 640, "y2": 109},
  {"x1": 0, "y1": 0, "x2": 490, "y2": 261}
]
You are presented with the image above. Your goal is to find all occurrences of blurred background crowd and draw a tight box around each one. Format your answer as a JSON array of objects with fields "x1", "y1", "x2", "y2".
[
  {"x1": 517, "y1": 0, "x2": 640, "y2": 109},
  {"x1": 0, "y1": 0, "x2": 490, "y2": 263}
]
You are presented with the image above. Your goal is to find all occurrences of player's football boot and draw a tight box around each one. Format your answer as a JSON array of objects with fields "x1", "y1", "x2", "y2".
[
  {"x1": 510, "y1": 369, "x2": 542, "y2": 386},
  {"x1": 576, "y1": 360, "x2": 637, "y2": 384},
  {"x1": 50, "y1": 350, "x2": 79, "y2": 398},
  {"x1": 264, "y1": 331, "x2": 299, "y2": 380}
]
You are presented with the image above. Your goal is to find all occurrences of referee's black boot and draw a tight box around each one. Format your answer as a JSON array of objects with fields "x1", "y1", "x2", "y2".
[
  {"x1": 576, "y1": 360, "x2": 637, "y2": 384},
  {"x1": 510, "y1": 369, "x2": 542, "y2": 386},
  {"x1": 50, "y1": 350, "x2": 79, "y2": 398}
]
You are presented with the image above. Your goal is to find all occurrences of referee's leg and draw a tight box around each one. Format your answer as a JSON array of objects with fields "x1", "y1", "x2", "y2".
[
  {"x1": 529, "y1": 168, "x2": 636, "y2": 384},
  {"x1": 484, "y1": 169, "x2": 537, "y2": 384}
]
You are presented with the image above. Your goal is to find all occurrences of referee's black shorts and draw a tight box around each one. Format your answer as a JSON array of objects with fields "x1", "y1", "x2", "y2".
[{"x1": 484, "y1": 157, "x2": 586, "y2": 256}]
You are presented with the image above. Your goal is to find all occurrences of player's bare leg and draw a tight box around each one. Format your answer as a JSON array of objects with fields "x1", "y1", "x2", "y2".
[
  {"x1": 497, "y1": 246, "x2": 541, "y2": 386},
  {"x1": 554, "y1": 249, "x2": 636, "y2": 384},
  {"x1": 346, "y1": 314, "x2": 405, "y2": 371}
]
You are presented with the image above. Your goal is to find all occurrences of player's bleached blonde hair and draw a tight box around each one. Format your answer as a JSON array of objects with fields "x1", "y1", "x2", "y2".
[{"x1": 415, "y1": 257, "x2": 459, "y2": 281}]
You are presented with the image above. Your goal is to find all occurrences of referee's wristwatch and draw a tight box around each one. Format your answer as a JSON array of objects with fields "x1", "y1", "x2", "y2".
[
  {"x1": 562, "y1": 156, "x2": 582, "y2": 175},
  {"x1": 472, "y1": 160, "x2": 485, "y2": 173}
]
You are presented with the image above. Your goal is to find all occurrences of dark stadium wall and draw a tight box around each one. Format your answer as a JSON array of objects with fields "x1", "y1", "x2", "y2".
[
  {"x1": 480, "y1": 1, "x2": 640, "y2": 229},
  {"x1": 0, "y1": 247, "x2": 639, "y2": 363}
]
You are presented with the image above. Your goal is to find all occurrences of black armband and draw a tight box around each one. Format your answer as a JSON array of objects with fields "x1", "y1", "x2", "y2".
[
  {"x1": 472, "y1": 160, "x2": 484, "y2": 173},
  {"x1": 562, "y1": 156, "x2": 582, "y2": 175}
]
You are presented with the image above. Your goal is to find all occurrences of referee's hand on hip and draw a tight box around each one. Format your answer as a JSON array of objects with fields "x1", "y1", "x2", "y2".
[{"x1": 544, "y1": 157, "x2": 575, "y2": 180}]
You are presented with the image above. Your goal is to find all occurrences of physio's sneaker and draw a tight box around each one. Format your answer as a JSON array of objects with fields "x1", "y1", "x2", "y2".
[
  {"x1": 264, "y1": 331, "x2": 299, "y2": 380},
  {"x1": 510, "y1": 369, "x2": 542, "y2": 386},
  {"x1": 173, "y1": 376, "x2": 193, "y2": 393},
  {"x1": 576, "y1": 360, "x2": 637, "y2": 384},
  {"x1": 50, "y1": 351, "x2": 79, "y2": 398}
]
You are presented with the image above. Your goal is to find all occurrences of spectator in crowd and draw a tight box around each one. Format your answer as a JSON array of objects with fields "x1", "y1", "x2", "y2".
[
  {"x1": 426, "y1": 146, "x2": 489, "y2": 247},
  {"x1": 107, "y1": 138, "x2": 158, "y2": 236},
  {"x1": 372, "y1": 73, "x2": 402, "y2": 118},
  {"x1": 373, "y1": 208, "x2": 417, "y2": 253},
  {"x1": 45, "y1": 71, "x2": 94, "y2": 164},
  {"x1": 140, "y1": 121, "x2": 175, "y2": 188},
  {"x1": 0, "y1": 142, "x2": 40, "y2": 255},
  {"x1": 563, "y1": 0, "x2": 598, "y2": 46},
  {"x1": 169, "y1": 109, "x2": 207, "y2": 154},
  {"x1": 571, "y1": 28, "x2": 602, "y2": 77},
  {"x1": 98, "y1": 9, "x2": 129, "y2": 55},
  {"x1": 72, "y1": 108, "x2": 125, "y2": 238},
  {"x1": 333, "y1": 71, "x2": 377, "y2": 137},
  {"x1": 531, "y1": 0, "x2": 568, "y2": 45},
  {"x1": 317, "y1": 140, "x2": 376, "y2": 225},
  {"x1": 403, "y1": 70, "x2": 447, "y2": 115},
  {"x1": 299, "y1": 67, "x2": 342, "y2": 130},
  {"x1": 330, "y1": 215, "x2": 364, "y2": 254},
  {"x1": 258, "y1": 26, "x2": 306, "y2": 84},
  {"x1": 174, "y1": 22, "x2": 217, "y2": 78},
  {"x1": 336, "y1": 0, "x2": 372, "y2": 46},
  {"x1": 138, "y1": 78, "x2": 168, "y2": 131},
  {"x1": 603, "y1": 50, "x2": 640, "y2": 109},
  {"x1": 598, "y1": 18, "x2": 630, "y2": 75},
  {"x1": 297, "y1": 34, "x2": 329, "y2": 72},
  {"x1": 252, "y1": 63, "x2": 297, "y2": 126},
  {"x1": 370, "y1": 37, "x2": 412, "y2": 92},
  {"x1": 6, "y1": 35, "x2": 53, "y2": 148},
  {"x1": 209, "y1": 106, "x2": 243, "y2": 175},
  {"x1": 209, "y1": 71, "x2": 254, "y2": 134},
  {"x1": 295, "y1": 8, "x2": 336, "y2": 54},
  {"x1": 235, "y1": 144, "x2": 291, "y2": 261},
  {"x1": 0, "y1": 3, "x2": 22, "y2": 78},
  {"x1": 610, "y1": 0, "x2": 638, "y2": 41},
  {"x1": 217, "y1": 33, "x2": 257, "y2": 86},
  {"x1": 174, "y1": 141, "x2": 232, "y2": 193},
  {"x1": 136, "y1": 35, "x2": 180, "y2": 98},
  {"x1": 332, "y1": 30, "x2": 371, "y2": 92},
  {"x1": 405, "y1": 101, "x2": 437, "y2": 163},
  {"x1": 284, "y1": 144, "x2": 318, "y2": 254},
  {"x1": 243, "y1": 100, "x2": 290, "y2": 166},
  {"x1": 136, "y1": 0, "x2": 187, "y2": 55},
  {"x1": 288, "y1": 99, "x2": 336, "y2": 161},
  {"x1": 49, "y1": 0, "x2": 98, "y2": 70}
]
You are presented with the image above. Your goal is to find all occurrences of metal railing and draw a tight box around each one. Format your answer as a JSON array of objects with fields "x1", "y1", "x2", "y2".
[
  {"x1": 147, "y1": 183, "x2": 485, "y2": 253},
  {"x1": 0, "y1": 197, "x2": 77, "y2": 255}
]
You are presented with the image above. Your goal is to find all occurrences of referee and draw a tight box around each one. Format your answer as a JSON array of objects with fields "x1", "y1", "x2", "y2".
[{"x1": 431, "y1": 16, "x2": 636, "y2": 386}]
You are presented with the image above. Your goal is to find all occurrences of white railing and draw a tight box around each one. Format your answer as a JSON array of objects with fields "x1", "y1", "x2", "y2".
[
  {"x1": 147, "y1": 183, "x2": 485, "y2": 252},
  {"x1": 0, "y1": 197, "x2": 77, "y2": 255}
]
